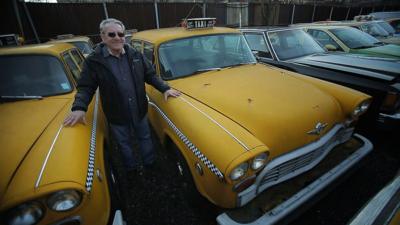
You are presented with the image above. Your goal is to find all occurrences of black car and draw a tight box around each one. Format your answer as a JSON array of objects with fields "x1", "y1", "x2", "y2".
[{"x1": 240, "y1": 27, "x2": 400, "y2": 130}]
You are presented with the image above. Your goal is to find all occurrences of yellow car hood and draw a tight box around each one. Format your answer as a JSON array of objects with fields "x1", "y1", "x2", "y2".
[
  {"x1": 0, "y1": 98, "x2": 70, "y2": 200},
  {"x1": 171, "y1": 64, "x2": 343, "y2": 155}
]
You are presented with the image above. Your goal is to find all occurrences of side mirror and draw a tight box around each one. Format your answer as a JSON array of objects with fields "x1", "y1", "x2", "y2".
[
  {"x1": 251, "y1": 50, "x2": 260, "y2": 60},
  {"x1": 325, "y1": 44, "x2": 337, "y2": 51}
]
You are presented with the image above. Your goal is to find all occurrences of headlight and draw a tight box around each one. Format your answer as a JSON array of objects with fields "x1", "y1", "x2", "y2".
[
  {"x1": 251, "y1": 152, "x2": 269, "y2": 170},
  {"x1": 47, "y1": 190, "x2": 81, "y2": 212},
  {"x1": 229, "y1": 162, "x2": 248, "y2": 181},
  {"x1": 352, "y1": 100, "x2": 371, "y2": 118},
  {"x1": 6, "y1": 201, "x2": 44, "y2": 225}
]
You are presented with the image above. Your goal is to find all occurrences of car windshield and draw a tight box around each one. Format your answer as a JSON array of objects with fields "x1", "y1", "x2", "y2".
[
  {"x1": 376, "y1": 21, "x2": 396, "y2": 35},
  {"x1": 0, "y1": 55, "x2": 72, "y2": 98},
  {"x1": 330, "y1": 27, "x2": 383, "y2": 49},
  {"x1": 267, "y1": 29, "x2": 325, "y2": 60},
  {"x1": 158, "y1": 34, "x2": 256, "y2": 79},
  {"x1": 360, "y1": 22, "x2": 390, "y2": 37},
  {"x1": 71, "y1": 41, "x2": 93, "y2": 54}
]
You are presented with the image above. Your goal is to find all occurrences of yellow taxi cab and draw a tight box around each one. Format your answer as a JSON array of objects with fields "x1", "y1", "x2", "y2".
[
  {"x1": 132, "y1": 18, "x2": 374, "y2": 224},
  {"x1": 0, "y1": 43, "x2": 123, "y2": 225},
  {"x1": 48, "y1": 34, "x2": 94, "y2": 57}
]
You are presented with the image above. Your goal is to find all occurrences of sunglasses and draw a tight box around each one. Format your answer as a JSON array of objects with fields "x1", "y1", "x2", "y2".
[{"x1": 107, "y1": 32, "x2": 125, "y2": 38}]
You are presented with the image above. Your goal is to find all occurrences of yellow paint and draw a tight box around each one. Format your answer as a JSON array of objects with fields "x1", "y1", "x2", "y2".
[{"x1": 0, "y1": 43, "x2": 111, "y2": 225}]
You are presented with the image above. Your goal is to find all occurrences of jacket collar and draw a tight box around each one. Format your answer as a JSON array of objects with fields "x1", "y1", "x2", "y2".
[{"x1": 90, "y1": 43, "x2": 135, "y2": 65}]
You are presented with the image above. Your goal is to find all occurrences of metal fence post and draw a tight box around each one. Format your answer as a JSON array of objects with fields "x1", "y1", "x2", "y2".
[
  {"x1": 102, "y1": 0, "x2": 108, "y2": 19},
  {"x1": 22, "y1": 2, "x2": 40, "y2": 43},
  {"x1": 311, "y1": 4, "x2": 316, "y2": 22},
  {"x1": 12, "y1": 0, "x2": 24, "y2": 38},
  {"x1": 203, "y1": 1, "x2": 206, "y2": 17},
  {"x1": 329, "y1": 6, "x2": 333, "y2": 20},
  {"x1": 345, "y1": 7, "x2": 350, "y2": 20},
  {"x1": 291, "y1": 4, "x2": 295, "y2": 24},
  {"x1": 154, "y1": 0, "x2": 159, "y2": 29}
]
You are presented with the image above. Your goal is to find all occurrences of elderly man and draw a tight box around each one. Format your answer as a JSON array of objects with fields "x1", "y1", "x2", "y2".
[{"x1": 64, "y1": 18, "x2": 180, "y2": 171}]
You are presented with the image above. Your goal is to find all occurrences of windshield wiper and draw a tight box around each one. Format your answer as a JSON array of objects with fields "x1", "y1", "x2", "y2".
[
  {"x1": 188, "y1": 67, "x2": 222, "y2": 76},
  {"x1": 196, "y1": 67, "x2": 222, "y2": 72},
  {"x1": 222, "y1": 62, "x2": 257, "y2": 69},
  {"x1": 0, "y1": 95, "x2": 43, "y2": 102},
  {"x1": 353, "y1": 45, "x2": 375, "y2": 49},
  {"x1": 373, "y1": 41, "x2": 385, "y2": 46}
]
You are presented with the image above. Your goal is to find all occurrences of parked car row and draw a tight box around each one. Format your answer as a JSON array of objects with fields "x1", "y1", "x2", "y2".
[
  {"x1": 1, "y1": 15, "x2": 399, "y2": 225},
  {"x1": 241, "y1": 27, "x2": 400, "y2": 130}
]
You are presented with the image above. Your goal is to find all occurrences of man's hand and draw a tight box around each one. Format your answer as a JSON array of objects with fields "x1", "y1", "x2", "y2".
[
  {"x1": 164, "y1": 89, "x2": 181, "y2": 101},
  {"x1": 63, "y1": 110, "x2": 87, "y2": 127}
]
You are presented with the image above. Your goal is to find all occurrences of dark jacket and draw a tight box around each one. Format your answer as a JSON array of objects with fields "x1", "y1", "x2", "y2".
[{"x1": 72, "y1": 43, "x2": 170, "y2": 124}]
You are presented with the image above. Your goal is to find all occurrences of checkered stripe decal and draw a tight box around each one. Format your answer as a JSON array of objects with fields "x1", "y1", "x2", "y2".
[
  {"x1": 148, "y1": 101, "x2": 224, "y2": 180},
  {"x1": 85, "y1": 91, "x2": 99, "y2": 192}
]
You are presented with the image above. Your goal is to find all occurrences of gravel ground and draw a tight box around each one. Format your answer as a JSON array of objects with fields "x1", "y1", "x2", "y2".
[{"x1": 111, "y1": 127, "x2": 399, "y2": 225}]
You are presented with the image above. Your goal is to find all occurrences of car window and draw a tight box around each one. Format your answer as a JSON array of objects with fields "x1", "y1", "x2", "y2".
[
  {"x1": 243, "y1": 33, "x2": 272, "y2": 58},
  {"x1": 70, "y1": 49, "x2": 84, "y2": 68},
  {"x1": 307, "y1": 29, "x2": 342, "y2": 51},
  {"x1": 158, "y1": 34, "x2": 256, "y2": 79},
  {"x1": 389, "y1": 20, "x2": 400, "y2": 33},
  {"x1": 132, "y1": 40, "x2": 142, "y2": 52},
  {"x1": 268, "y1": 29, "x2": 325, "y2": 60},
  {"x1": 63, "y1": 52, "x2": 81, "y2": 81},
  {"x1": 143, "y1": 42, "x2": 154, "y2": 63},
  {"x1": 0, "y1": 55, "x2": 72, "y2": 96},
  {"x1": 329, "y1": 27, "x2": 382, "y2": 49},
  {"x1": 70, "y1": 41, "x2": 93, "y2": 55},
  {"x1": 377, "y1": 21, "x2": 396, "y2": 35},
  {"x1": 360, "y1": 23, "x2": 389, "y2": 37}
]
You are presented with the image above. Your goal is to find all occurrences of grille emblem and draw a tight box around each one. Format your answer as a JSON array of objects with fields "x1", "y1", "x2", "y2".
[{"x1": 307, "y1": 122, "x2": 328, "y2": 135}]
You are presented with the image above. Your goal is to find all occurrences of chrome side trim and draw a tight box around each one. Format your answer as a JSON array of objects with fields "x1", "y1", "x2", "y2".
[
  {"x1": 379, "y1": 112, "x2": 400, "y2": 120},
  {"x1": 85, "y1": 91, "x2": 99, "y2": 192},
  {"x1": 294, "y1": 60, "x2": 394, "y2": 81},
  {"x1": 349, "y1": 174, "x2": 400, "y2": 225},
  {"x1": 35, "y1": 125, "x2": 64, "y2": 188},
  {"x1": 217, "y1": 134, "x2": 373, "y2": 225},
  {"x1": 179, "y1": 96, "x2": 250, "y2": 151},
  {"x1": 148, "y1": 100, "x2": 224, "y2": 179}
]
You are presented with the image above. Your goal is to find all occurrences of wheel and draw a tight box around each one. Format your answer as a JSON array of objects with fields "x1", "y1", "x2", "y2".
[{"x1": 169, "y1": 143, "x2": 206, "y2": 206}]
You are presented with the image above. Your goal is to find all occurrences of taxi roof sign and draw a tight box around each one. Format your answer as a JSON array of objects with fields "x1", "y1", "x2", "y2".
[
  {"x1": 56, "y1": 34, "x2": 75, "y2": 39},
  {"x1": 182, "y1": 18, "x2": 216, "y2": 30}
]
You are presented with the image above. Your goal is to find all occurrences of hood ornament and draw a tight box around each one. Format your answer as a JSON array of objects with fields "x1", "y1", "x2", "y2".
[{"x1": 307, "y1": 122, "x2": 328, "y2": 135}]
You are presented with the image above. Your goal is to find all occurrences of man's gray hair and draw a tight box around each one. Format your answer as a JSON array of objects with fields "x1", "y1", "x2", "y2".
[{"x1": 99, "y1": 18, "x2": 125, "y2": 33}]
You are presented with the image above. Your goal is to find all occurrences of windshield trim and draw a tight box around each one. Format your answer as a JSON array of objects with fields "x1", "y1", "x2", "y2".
[
  {"x1": 157, "y1": 33, "x2": 256, "y2": 81},
  {"x1": 0, "y1": 53, "x2": 74, "y2": 97}
]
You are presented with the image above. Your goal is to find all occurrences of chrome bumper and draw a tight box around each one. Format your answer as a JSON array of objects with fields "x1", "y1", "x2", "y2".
[
  {"x1": 348, "y1": 173, "x2": 400, "y2": 225},
  {"x1": 378, "y1": 112, "x2": 400, "y2": 120},
  {"x1": 112, "y1": 210, "x2": 125, "y2": 225},
  {"x1": 216, "y1": 134, "x2": 373, "y2": 225}
]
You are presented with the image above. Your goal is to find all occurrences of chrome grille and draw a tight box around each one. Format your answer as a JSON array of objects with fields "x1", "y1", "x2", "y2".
[
  {"x1": 258, "y1": 125, "x2": 352, "y2": 191},
  {"x1": 261, "y1": 147, "x2": 325, "y2": 184}
]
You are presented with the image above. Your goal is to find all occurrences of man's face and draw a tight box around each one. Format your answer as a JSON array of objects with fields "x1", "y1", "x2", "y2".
[{"x1": 101, "y1": 23, "x2": 125, "y2": 52}]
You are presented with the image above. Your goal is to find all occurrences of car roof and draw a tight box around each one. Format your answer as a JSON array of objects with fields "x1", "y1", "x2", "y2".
[
  {"x1": 239, "y1": 26, "x2": 289, "y2": 32},
  {"x1": 48, "y1": 35, "x2": 91, "y2": 44},
  {"x1": 300, "y1": 25, "x2": 354, "y2": 30},
  {"x1": 132, "y1": 26, "x2": 239, "y2": 44},
  {"x1": 0, "y1": 43, "x2": 75, "y2": 56}
]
